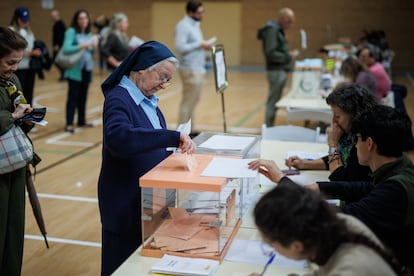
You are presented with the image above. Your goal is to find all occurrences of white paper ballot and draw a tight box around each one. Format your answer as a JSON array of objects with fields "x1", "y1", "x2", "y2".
[
  {"x1": 167, "y1": 119, "x2": 191, "y2": 151},
  {"x1": 177, "y1": 119, "x2": 191, "y2": 135},
  {"x1": 201, "y1": 157, "x2": 257, "y2": 178},
  {"x1": 207, "y1": 36, "x2": 217, "y2": 45},
  {"x1": 185, "y1": 153, "x2": 198, "y2": 171}
]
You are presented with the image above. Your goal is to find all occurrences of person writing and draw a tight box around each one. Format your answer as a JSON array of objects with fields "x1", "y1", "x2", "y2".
[
  {"x1": 285, "y1": 84, "x2": 377, "y2": 181},
  {"x1": 249, "y1": 105, "x2": 414, "y2": 273},
  {"x1": 0, "y1": 26, "x2": 34, "y2": 276},
  {"x1": 98, "y1": 40, "x2": 196, "y2": 275},
  {"x1": 249, "y1": 180, "x2": 400, "y2": 275}
]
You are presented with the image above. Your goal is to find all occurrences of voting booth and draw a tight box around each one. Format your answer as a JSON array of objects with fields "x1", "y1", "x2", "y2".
[
  {"x1": 289, "y1": 58, "x2": 324, "y2": 98},
  {"x1": 140, "y1": 153, "x2": 249, "y2": 262}
]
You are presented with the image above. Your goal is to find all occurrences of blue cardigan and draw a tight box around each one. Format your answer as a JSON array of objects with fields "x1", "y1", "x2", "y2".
[{"x1": 98, "y1": 86, "x2": 180, "y2": 235}]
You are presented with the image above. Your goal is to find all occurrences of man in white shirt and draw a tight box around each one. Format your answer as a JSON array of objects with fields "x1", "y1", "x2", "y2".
[{"x1": 175, "y1": 0, "x2": 212, "y2": 135}]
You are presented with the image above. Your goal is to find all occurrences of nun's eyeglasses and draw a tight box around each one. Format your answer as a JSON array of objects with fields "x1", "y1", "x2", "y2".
[{"x1": 154, "y1": 69, "x2": 172, "y2": 88}]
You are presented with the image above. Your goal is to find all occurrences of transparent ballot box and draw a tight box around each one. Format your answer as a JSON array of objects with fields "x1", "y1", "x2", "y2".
[{"x1": 140, "y1": 153, "x2": 244, "y2": 262}]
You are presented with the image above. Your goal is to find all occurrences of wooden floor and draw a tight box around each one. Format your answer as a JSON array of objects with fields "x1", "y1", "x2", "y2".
[{"x1": 22, "y1": 65, "x2": 414, "y2": 275}]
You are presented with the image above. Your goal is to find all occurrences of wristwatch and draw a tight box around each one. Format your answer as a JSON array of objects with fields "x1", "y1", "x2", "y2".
[{"x1": 328, "y1": 147, "x2": 339, "y2": 155}]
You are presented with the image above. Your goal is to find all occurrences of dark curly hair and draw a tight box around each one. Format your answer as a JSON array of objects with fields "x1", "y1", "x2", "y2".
[
  {"x1": 254, "y1": 179, "x2": 401, "y2": 273},
  {"x1": 326, "y1": 83, "x2": 378, "y2": 126}
]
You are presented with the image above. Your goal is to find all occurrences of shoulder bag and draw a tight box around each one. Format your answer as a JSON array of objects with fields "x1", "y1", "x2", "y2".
[
  {"x1": 0, "y1": 124, "x2": 34, "y2": 174},
  {"x1": 55, "y1": 48, "x2": 85, "y2": 70}
]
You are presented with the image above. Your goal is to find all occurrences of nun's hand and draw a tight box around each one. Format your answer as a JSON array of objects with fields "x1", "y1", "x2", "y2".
[{"x1": 179, "y1": 133, "x2": 196, "y2": 154}]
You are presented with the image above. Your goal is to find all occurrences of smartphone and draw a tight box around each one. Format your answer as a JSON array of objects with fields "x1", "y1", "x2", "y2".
[{"x1": 281, "y1": 169, "x2": 300, "y2": 175}]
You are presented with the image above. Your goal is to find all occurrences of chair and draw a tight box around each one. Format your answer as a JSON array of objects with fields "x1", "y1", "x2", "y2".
[
  {"x1": 286, "y1": 107, "x2": 332, "y2": 125},
  {"x1": 261, "y1": 124, "x2": 326, "y2": 143}
]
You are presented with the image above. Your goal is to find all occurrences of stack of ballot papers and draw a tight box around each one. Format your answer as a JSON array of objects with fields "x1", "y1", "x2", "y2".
[{"x1": 151, "y1": 254, "x2": 219, "y2": 276}]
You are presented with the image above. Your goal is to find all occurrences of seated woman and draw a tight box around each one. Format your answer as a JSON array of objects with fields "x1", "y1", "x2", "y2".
[
  {"x1": 248, "y1": 179, "x2": 400, "y2": 276},
  {"x1": 285, "y1": 83, "x2": 377, "y2": 181},
  {"x1": 339, "y1": 56, "x2": 377, "y2": 96}
]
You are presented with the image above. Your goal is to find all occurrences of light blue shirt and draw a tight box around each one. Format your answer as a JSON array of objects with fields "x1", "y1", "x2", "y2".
[
  {"x1": 119, "y1": 75, "x2": 161, "y2": 129},
  {"x1": 174, "y1": 15, "x2": 206, "y2": 73},
  {"x1": 76, "y1": 33, "x2": 95, "y2": 71}
]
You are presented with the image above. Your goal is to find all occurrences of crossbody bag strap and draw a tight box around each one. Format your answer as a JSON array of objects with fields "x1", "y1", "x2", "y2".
[{"x1": 0, "y1": 76, "x2": 27, "y2": 111}]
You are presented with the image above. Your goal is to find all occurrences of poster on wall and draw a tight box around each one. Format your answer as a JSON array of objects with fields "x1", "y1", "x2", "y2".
[{"x1": 41, "y1": 0, "x2": 54, "y2": 9}]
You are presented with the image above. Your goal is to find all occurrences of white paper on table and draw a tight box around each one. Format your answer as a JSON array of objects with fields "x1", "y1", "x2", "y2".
[
  {"x1": 225, "y1": 239, "x2": 308, "y2": 269},
  {"x1": 201, "y1": 158, "x2": 257, "y2": 178},
  {"x1": 258, "y1": 173, "x2": 318, "y2": 187},
  {"x1": 152, "y1": 254, "x2": 219, "y2": 276},
  {"x1": 286, "y1": 151, "x2": 326, "y2": 160},
  {"x1": 198, "y1": 135, "x2": 255, "y2": 151}
]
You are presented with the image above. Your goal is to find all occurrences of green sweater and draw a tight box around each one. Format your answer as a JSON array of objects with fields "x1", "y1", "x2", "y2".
[
  {"x1": 374, "y1": 155, "x2": 414, "y2": 225},
  {"x1": 257, "y1": 20, "x2": 292, "y2": 71}
]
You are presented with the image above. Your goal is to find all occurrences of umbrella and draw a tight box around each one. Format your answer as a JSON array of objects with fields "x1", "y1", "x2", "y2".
[{"x1": 26, "y1": 167, "x2": 49, "y2": 248}]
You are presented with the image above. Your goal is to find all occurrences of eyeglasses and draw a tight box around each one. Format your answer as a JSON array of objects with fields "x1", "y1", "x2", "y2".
[
  {"x1": 351, "y1": 134, "x2": 363, "y2": 144},
  {"x1": 154, "y1": 69, "x2": 172, "y2": 88}
]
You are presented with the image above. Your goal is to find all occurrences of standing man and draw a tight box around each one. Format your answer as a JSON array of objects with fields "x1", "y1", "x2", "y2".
[
  {"x1": 50, "y1": 9, "x2": 66, "y2": 81},
  {"x1": 258, "y1": 7, "x2": 298, "y2": 127},
  {"x1": 175, "y1": 0, "x2": 213, "y2": 135}
]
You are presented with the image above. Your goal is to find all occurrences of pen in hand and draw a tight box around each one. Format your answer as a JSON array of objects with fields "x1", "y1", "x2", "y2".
[{"x1": 260, "y1": 251, "x2": 276, "y2": 276}]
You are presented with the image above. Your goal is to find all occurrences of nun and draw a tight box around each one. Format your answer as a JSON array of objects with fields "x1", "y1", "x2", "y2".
[{"x1": 98, "y1": 41, "x2": 196, "y2": 275}]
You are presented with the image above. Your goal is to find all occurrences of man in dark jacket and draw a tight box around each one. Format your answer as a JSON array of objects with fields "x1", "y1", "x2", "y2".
[
  {"x1": 257, "y1": 7, "x2": 298, "y2": 127},
  {"x1": 50, "y1": 9, "x2": 66, "y2": 81}
]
